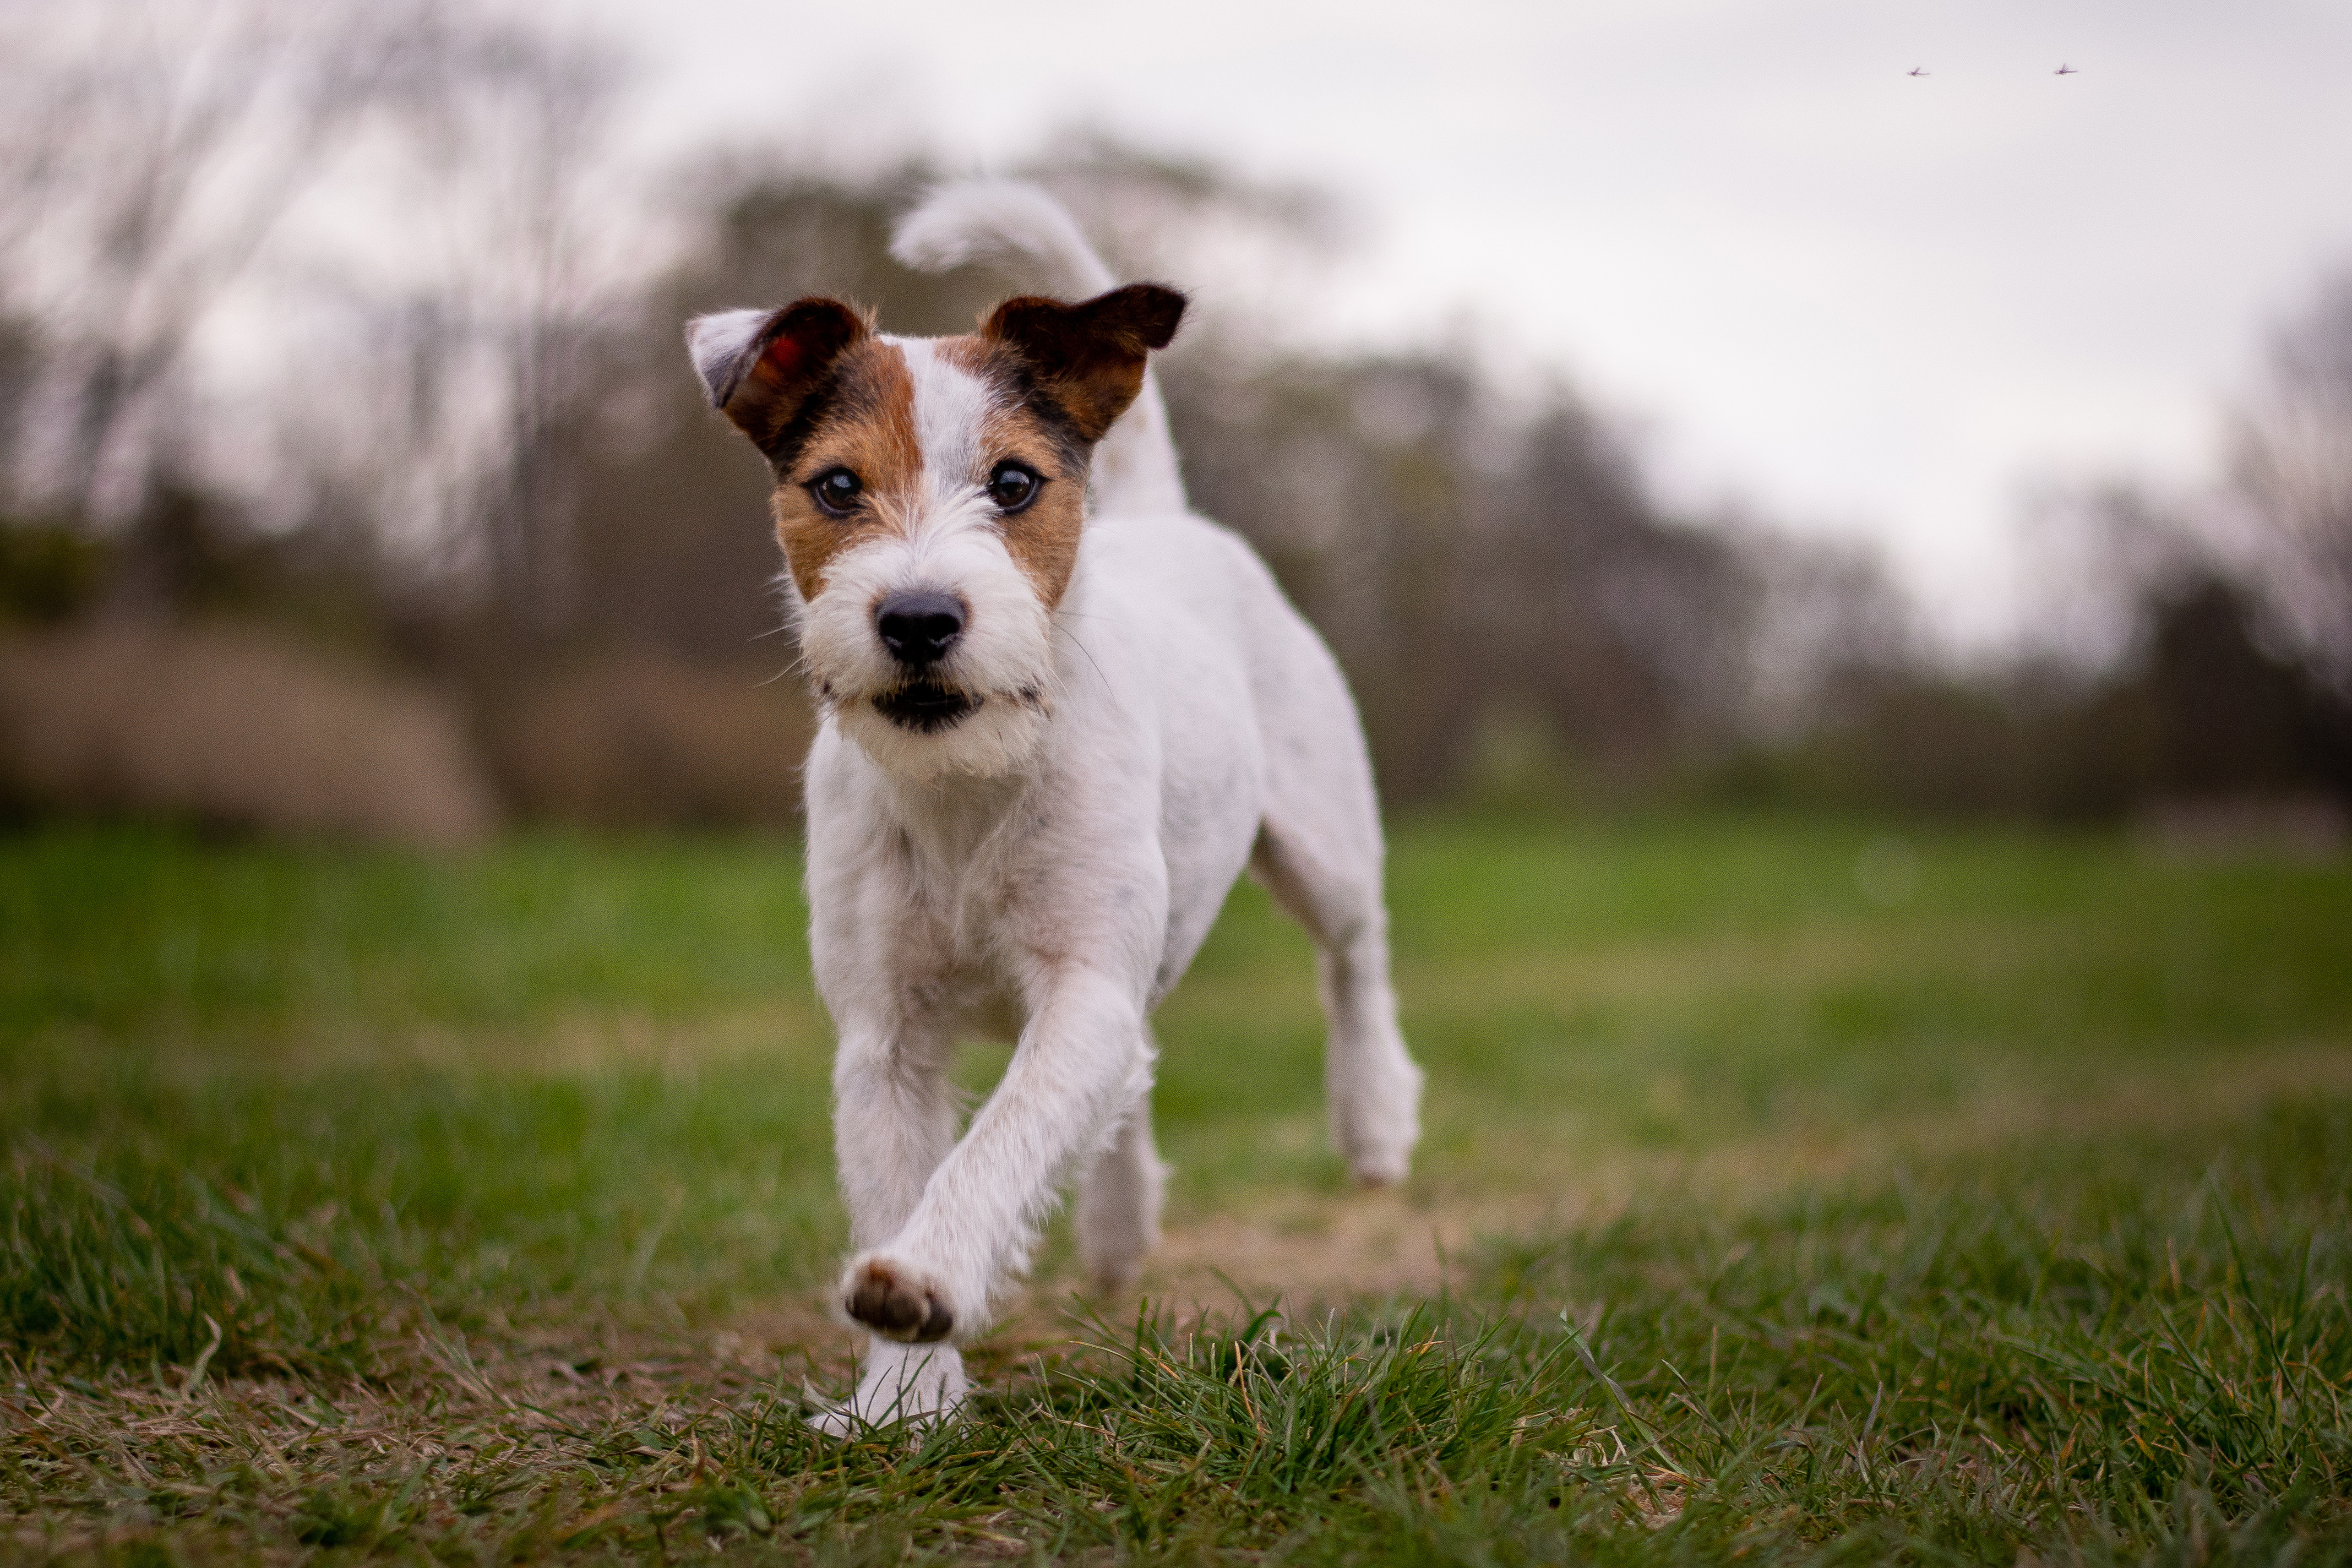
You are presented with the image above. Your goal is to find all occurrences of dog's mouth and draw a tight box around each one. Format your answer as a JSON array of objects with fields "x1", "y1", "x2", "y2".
[{"x1": 872, "y1": 681, "x2": 980, "y2": 733}]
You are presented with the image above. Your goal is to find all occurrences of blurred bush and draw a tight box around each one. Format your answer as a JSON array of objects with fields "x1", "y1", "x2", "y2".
[
  {"x1": 0, "y1": 622, "x2": 497, "y2": 846},
  {"x1": 486, "y1": 654, "x2": 813, "y2": 830}
]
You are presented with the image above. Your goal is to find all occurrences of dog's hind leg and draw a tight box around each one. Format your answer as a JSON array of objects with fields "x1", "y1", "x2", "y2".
[
  {"x1": 1074, "y1": 1080, "x2": 1167, "y2": 1293},
  {"x1": 1250, "y1": 818, "x2": 1423, "y2": 1186}
]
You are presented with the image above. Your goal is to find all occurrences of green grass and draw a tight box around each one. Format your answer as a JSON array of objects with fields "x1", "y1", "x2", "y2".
[{"x1": 3, "y1": 816, "x2": 2349, "y2": 1563}]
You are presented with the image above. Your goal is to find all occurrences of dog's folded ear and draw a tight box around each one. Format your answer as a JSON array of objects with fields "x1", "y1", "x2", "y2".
[
  {"x1": 982, "y1": 283, "x2": 1186, "y2": 442},
  {"x1": 685, "y1": 298, "x2": 869, "y2": 455}
]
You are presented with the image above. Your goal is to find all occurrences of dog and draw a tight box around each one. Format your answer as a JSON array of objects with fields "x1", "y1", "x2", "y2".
[{"x1": 685, "y1": 181, "x2": 1423, "y2": 1430}]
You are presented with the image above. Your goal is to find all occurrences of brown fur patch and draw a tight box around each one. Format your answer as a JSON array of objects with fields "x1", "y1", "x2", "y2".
[
  {"x1": 938, "y1": 336, "x2": 1088, "y2": 609},
  {"x1": 763, "y1": 322, "x2": 1145, "y2": 611},
  {"x1": 771, "y1": 339, "x2": 923, "y2": 601},
  {"x1": 980, "y1": 283, "x2": 1186, "y2": 440},
  {"x1": 995, "y1": 441, "x2": 1085, "y2": 607},
  {"x1": 717, "y1": 298, "x2": 869, "y2": 455}
]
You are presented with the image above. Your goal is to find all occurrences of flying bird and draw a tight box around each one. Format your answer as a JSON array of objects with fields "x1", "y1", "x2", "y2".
[{"x1": 2055, "y1": 63, "x2": 2079, "y2": 75}]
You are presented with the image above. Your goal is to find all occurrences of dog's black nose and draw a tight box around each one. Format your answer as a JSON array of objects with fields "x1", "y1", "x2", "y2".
[{"x1": 875, "y1": 591, "x2": 965, "y2": 669}]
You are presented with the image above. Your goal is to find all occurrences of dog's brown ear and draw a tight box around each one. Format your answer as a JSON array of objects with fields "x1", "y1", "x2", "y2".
[
  {"x1": 685, "y1": 298, "x2": 868, "y2": 454},
  {"x1": 982, "y1": 282, "x2": 1186, "y2": 442}
]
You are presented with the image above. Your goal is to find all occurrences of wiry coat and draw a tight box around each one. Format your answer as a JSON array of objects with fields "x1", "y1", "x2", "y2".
[{"x1": 686, "y1": 182, "x2": 1422, "y2": 1428}]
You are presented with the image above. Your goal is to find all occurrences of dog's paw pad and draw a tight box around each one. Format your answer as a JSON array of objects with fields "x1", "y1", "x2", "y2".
[{"x1": 845, "y1": 1258, "x2": 954, "y2": 1342}]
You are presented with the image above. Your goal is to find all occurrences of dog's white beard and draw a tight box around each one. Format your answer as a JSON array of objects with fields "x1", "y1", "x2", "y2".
[
  {"x1": 832, "y1": 688, "x2": 1051, "y2": 781},
  {"x1": 797, "y1": 530, "x2": 1057, "y2": 781}
]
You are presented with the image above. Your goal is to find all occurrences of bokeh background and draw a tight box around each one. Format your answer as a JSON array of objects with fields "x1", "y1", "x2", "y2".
[
  {"x1": 8, "y1": 6, "x2": 2352, "y2": 1560},
  {"x1": 3, "y1": 0, "x2": 2349, "y2": 840}
]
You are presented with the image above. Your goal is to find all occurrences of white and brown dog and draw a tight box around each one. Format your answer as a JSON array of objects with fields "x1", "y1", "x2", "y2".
[{"x1": 686, "y1": 182, "x2": 1422, "y2": 1429}]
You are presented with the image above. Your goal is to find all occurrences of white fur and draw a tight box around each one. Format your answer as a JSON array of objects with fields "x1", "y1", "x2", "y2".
[
  {"x1": 899, "y1": 336, "x2": 994, "y2": 489},
  {"x1": 684, "y1": 308, "x2": 770, "y2": 407},
  {"x1": 796, "y1": 183, "x2": 1422, "y2": 1433},
  {"x1": 807, "y1": 1340, "x2": 966, "y2": 1438}
]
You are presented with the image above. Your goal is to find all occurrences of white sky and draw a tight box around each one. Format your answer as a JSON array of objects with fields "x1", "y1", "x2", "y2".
[{"x1": 562, "y1": 0, "x2": 2352, "y2": 648}]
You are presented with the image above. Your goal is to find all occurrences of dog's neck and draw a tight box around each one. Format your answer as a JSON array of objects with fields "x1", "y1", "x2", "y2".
[{"x1": 863, "y1": 744, "x2": 1043, "y2": 871}]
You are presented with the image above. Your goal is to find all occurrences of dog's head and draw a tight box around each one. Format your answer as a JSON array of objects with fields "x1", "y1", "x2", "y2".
[{"x1": 686, "y1": 285, "x2": 1185, "y2": 779}]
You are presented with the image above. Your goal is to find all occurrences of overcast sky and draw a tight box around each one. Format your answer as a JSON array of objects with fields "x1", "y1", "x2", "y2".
[{"x1": 563, "y1": 0, "x2": 2352, "y2": 646}]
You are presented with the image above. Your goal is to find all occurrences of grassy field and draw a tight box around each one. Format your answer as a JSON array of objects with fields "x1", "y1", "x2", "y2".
[{"x1": 3, "y1": 816, "x2": 2349, "y2": 1564}]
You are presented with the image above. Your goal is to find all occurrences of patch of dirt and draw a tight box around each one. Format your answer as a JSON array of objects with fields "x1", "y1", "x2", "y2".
[
  {"x1": 997, "y1": 1041, "x2": 2352, "y2": 1331},
  {"x1": 1139, "y1": 1185, "x2": 1507, "y2": 1305}
]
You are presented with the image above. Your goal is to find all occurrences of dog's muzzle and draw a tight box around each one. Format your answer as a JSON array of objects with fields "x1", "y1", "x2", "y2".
[
  {"x1": 873, "y1": 681, "x2": 979, "y2": 732},
  {"x1": 871, "y1": 590, "x2": 978, "y2": 732}
]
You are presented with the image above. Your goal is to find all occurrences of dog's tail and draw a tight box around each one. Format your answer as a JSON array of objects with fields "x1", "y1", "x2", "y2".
[{"x1": 892, "y1": 179, "x2": 1186, "y2": 517}]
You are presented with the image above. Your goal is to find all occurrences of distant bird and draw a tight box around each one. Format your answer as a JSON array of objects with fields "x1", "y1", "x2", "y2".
[
  {"x1": 2055, "y1": 63, "x2": 2079, "y2": 75},
  {"x1": 1907, "y1": 66, "x2": 1929, "y2": 77}
]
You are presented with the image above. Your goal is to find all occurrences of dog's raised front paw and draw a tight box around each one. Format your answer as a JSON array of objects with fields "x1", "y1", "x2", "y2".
[{"x1": 842, "y1": 1254, "x2": 955, "y2": 1342}]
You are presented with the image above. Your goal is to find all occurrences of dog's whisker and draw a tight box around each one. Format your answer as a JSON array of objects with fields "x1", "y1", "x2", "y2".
[{"x1": 1057, "y1": 622, "x2": 1113, "y2": 698}]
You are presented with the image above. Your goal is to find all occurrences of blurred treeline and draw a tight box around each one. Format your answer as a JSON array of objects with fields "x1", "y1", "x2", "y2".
[{"x1": 1, "y1": 3, "x2": 2346, "y2": 843}]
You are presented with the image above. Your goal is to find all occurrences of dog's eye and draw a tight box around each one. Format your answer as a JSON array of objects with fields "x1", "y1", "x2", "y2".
[
  {"x1": 986, "y1": 462, "x2": 1042, "y2": 514},
  {"x1": 809, "y1": 467, "x2": 863, "y2": 516}
]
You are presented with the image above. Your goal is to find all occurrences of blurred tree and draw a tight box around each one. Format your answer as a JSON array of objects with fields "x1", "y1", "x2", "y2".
[
  {"x1": 1472, "y1": 400, "x2": 1755, "y2": 783},
  {"x1": 436, "y1": 27, "x2": 631, "y2": 640},
  {"x1": 0, "y1": 0, "x2": 455, "y2": 532},
  {"x1": 2229, "y1": 268, "x2": 2352, "y2": 696},
  {"x1": 0, "y1": 0, "x2": 634, "y2": 645},
  {"x1": 1763, "y1": 500, "x2": 2352, "y2": 819},
  {"x1": 2136, "y1": 575, "x2": 2351, "y2": 803},
  {"x1": 1734, "y1": 527, "x2": 1913, "y2": 741},
  {"x1": 254, "y1": 15, "x2": 634, "y2": 647},
  {"x1": 1169, "y1": 350, "x2": 1762, "y2": 803}
]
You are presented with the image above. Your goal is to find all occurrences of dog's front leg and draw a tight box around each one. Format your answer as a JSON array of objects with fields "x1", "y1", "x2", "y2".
[
  {"x1": 826, "y1": 1015, "x2": 968, "y2": 1430},
  {"x1": 841, "y1": 965, "x2": 1151, "y2": 1346},
  {"x1": 834, "y1": 1017, "x2": 961, "y2": 1258}
]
